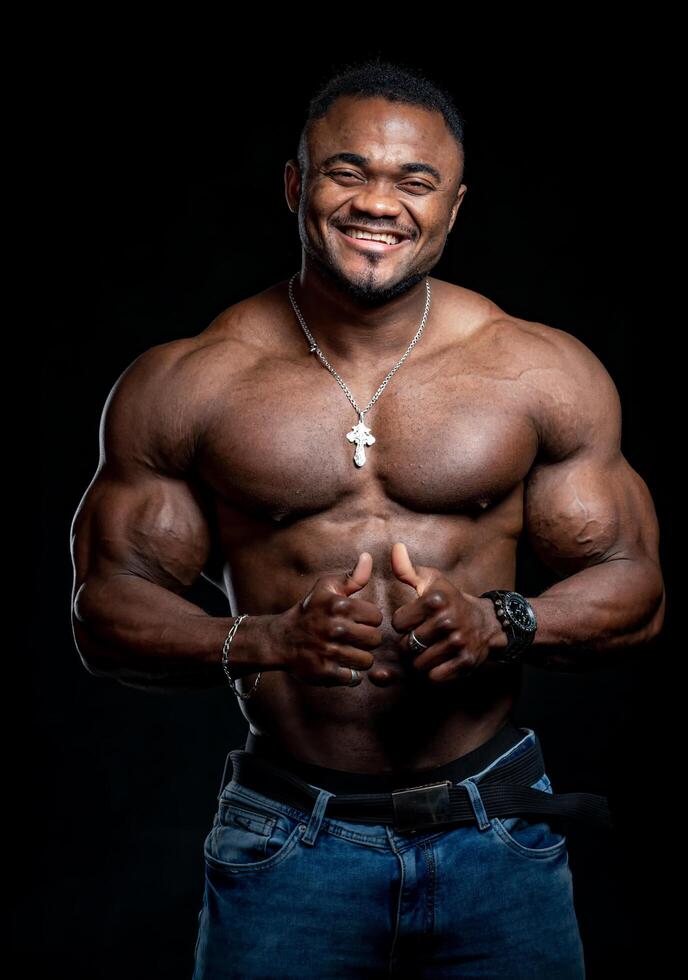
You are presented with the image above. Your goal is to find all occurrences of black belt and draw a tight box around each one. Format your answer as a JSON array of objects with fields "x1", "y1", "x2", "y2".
[{"x1": 225, "y1": 744, "x2": 613, "y2": 835}]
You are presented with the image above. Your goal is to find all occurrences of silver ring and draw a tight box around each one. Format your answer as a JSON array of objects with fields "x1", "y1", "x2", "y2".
[
  {"x1": 408, "y1": 630, "x2": 429, "y2": 655},
  {"x1": 347, "y1": 668, "x2": 360, "y2": 686}
]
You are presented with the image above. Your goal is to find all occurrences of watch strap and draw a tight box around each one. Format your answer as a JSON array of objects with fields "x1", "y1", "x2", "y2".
[{"x1": 480, "y1": 590, "x2": 536, "y2": 663}]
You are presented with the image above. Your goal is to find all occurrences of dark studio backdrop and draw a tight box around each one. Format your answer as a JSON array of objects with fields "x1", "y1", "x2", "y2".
[{"x1": 28, "y1": 36, "x2": 675, "y2": 980}]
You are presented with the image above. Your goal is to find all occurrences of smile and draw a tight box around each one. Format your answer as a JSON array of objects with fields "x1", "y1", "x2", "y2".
[{"x1": 335, "y1": 227, "x2": 411, "y2": 252}]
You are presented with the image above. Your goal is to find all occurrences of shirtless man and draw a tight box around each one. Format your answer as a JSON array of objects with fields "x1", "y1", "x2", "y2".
[{"x1": 70, "y1": 61, "x2": 665, "y2": 976}]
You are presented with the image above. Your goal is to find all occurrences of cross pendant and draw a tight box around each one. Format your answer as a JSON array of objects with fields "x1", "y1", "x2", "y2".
[{"x1": 346, "y1": 414, "x2": 376, "y2": 467}]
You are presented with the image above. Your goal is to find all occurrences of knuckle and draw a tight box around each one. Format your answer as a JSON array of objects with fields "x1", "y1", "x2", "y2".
[
  {"x1": 426, "y1": 591, "x2": 447, "y2": 609},
  {"x1": 437, "y1": 614, "x2": 456, "y2": 631},
  {"x1": 448, "y1": 629, "x2": 464, "y2": 646},
  {"x1": 330, "y1": 596, "x2": 351, "y2": 615},
  {"x1": 308, "y1": 588, "x2": 329, "y2": 611},
  {"x1": 329, "y1": 622, "x2": 348, "y2": 640}
]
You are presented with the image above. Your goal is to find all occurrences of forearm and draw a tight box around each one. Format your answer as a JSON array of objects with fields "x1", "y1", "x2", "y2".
[
  {"x1": 478, "y1": 556, "x2": 665, "y2": 668},
  {"x1": 72, "y1": 573, "x2": 280, "y2": 689}
]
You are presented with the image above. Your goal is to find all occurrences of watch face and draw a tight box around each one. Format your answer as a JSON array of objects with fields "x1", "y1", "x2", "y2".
[{"x1": 504, "y1": 593, "x2": 537, "y2": 631}]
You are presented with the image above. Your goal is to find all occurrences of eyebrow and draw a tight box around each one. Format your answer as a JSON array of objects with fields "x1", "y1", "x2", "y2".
[{"x1": 320, "y1": 152, "x2": 442, "y2": 183}]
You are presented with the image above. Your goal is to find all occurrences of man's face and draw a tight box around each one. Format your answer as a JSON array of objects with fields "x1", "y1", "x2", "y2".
[{"x1": 285, "y1": 95, "x2": 467, "y2": 306}]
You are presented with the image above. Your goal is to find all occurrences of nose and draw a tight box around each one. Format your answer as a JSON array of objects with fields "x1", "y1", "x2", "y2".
[{"x1": 349, "y1": 180, "x2": 404, "y2": 220}]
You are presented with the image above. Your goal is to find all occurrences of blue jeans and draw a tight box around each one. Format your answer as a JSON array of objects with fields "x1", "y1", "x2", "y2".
[{"x1": 192, "y1": 728, "x2": 585, "y2": 978}]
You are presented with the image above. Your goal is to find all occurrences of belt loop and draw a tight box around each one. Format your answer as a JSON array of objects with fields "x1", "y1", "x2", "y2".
[
  {"x1": 216, "y1": 750, "x2": 234, "y2": 800},
  {"x1": 459, "y1": 777, "x2": 491, "y2": 831},
  {"x1": 301, "y1": 787, "x2": 335, "y2": 847}
]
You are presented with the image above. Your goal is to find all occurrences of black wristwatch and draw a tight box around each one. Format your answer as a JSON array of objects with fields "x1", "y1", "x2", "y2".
[{"x1": 480, "y1": 590, "x2": 538, "y2": 663}]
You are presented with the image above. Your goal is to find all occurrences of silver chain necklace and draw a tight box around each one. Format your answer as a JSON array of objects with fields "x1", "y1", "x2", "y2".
[{"x1": 287, "y1": 272, "x2": 432, "y2": 467}]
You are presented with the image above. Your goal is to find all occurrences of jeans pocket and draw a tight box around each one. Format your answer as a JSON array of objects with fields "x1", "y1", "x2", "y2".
[
  {"x1": 489, "y1": 773, "x2": 568, "y2": 860},
  {"x1": 203, "y1": 786, "x2": 306, "y2": 876}
]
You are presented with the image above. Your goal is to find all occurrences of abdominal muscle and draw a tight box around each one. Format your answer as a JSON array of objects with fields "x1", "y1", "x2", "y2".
[
  {"x1": 237, "y1": 667, "x2": 520, "y2": 773},
  {"x1": 219, "y1": 525, "x2": 522, "y2": 774}
]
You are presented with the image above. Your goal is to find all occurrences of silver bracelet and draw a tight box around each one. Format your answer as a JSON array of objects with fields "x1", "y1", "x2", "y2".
[{"x1": 221, "y1": 614, "x2": 262, "y2": 700}]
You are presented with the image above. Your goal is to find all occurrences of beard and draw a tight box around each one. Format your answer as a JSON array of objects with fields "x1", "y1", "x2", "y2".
[{"x1": 300, "y1": 224, "x2": 438, "y2": 308}]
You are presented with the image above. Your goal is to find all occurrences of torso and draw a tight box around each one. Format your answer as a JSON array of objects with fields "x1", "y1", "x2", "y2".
[{"x1": 182, "y1": 276, "x2": 556, "y2": 771}]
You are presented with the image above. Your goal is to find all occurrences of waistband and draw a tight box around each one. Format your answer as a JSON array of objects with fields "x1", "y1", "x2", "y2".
[
  {"x1": 243, "y1": 719, "x2": 526, "y2": 795},
  {"x1": 224, "y1": 724, "x2": 613, "y2": 834}
]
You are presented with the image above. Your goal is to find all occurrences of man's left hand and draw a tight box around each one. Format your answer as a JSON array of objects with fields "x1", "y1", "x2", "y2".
[{"x1": 390, "y1": 542, "x2": 494, "y2": 682}]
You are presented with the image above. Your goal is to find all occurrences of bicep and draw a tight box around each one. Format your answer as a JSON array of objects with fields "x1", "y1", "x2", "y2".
[
  {"x1": 524, "y1": 327, "x2": 661, "y2": 578},
  {"x1": 70, "y1": 342, "x2": 213, "y2": 608},
  {"x1": 71, "y1": 463, "x2": 212, "y2": 600},
  {"x1": 524, "y1": 449, "x2": 660, "y2": 578}
]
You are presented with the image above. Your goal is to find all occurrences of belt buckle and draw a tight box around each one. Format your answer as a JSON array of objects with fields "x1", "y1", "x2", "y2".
[{"x1": 392, "y1": 779, "x2": 453, "y2": 833}]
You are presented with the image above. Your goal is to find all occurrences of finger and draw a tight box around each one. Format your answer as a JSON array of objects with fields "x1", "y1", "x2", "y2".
[
  {"x1": 409, "y1": 631, "x2": 460, "y2": 670},
  {"x1": 411, "y1": 633, "x2": 475, "y2": 675},
  {"x1": 391, "y1": 595, "x2": 428, "y2": 634},
  {"x1": 331, "y1": 645, "x2": 376, "y2": 670},
  {"x1": 428, "y1": 652, "x2": 478, "y2": 682},
  {"x1": 339, "y1": 552, "x2": 373, "y2": 596},
  {"x1": 399, "y1": 607, "x2": 460, "y2": 652},
  {"x1": 398, "y1": 621, "x2": 436, "y2": 655},
  {"x1": 324, "y1": 663, "x2": 366, "y2": 687},
  {"x1": 390, "y1": 542, "x2": 423, "y2": 591},
  {"x1": 288, "y1": 668, "x2": 361, "y2": 688},
  {"x1": 332, "y1": 621, "x2": 383, "y2": 651},
  {"x1": 327, "y1": 595, "x2": 383, "y2": 628},
  {"x1": 345, "y1": 597, "x2": 384, "y2": 626}
]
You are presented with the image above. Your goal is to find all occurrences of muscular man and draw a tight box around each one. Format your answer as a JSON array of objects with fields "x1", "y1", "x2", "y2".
[{"x1": 71, "y1": 60, "x2": 664, "y2": 978}]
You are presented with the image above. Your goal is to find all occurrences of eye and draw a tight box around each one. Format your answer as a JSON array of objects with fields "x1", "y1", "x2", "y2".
[{"x1": 329, "y1": 171, "x2": 431, "y2": 191}]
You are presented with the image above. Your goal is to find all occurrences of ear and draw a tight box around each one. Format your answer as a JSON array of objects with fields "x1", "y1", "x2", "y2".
[
  {"x1": 284, "y1": 159, "x2": 301, "y2": 214},
  {"x1": 448, "y1": 183, "x2": 468, "y2": 235}
]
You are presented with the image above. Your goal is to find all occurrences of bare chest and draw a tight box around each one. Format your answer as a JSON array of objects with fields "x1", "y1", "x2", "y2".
[{"x1": 196, "y1": 349, "x2": 539, "y2": 522}]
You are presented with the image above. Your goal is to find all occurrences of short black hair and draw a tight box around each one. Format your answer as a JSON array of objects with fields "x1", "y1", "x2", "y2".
[{"x1": 297, "y1": 57, "x2": 466, "y2": 179}]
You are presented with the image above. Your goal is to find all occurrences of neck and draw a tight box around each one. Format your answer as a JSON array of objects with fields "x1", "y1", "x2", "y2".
[{"x1": 289, "y1": 264, "x2": 431, "y2": 370}]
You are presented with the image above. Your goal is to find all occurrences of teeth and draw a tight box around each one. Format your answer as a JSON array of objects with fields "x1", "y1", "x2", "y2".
[{"x1": 344, "y1": 229, "x2": 401, "y2": 245}]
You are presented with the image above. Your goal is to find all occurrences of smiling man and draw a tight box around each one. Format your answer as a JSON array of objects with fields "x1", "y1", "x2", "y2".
[{"x1": 71, "y1": 59, "x2": 664, "y2": 978}]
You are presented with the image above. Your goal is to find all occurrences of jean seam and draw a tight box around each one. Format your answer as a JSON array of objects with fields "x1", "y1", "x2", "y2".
[
  {"x1": 386, "y1": 827, "x2": 404, "y2": 975},
  {"x1": 423, "y1": 839, "x2": 437, "y2": 935}
]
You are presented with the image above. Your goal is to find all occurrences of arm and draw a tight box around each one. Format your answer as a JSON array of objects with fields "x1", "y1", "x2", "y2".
[
  {"x1": 485, "y1": 328, "x2": 665, "y2": 670},
  {"x1": 70, "y1": 341, "x2": 277, "y2": 692}
]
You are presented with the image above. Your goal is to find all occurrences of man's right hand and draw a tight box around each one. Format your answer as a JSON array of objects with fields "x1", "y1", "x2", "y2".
[{"x1": 266, "y1": 552, "x2": 383, "y2": 687}]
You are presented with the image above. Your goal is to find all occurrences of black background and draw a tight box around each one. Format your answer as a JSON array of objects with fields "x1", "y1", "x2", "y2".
[{"x1": 28, "y1": 28, "x2": 676, "y2": 980}]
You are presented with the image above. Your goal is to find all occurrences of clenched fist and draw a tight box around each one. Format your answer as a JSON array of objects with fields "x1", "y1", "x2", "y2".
[
  {"x1": 270, "y1": 552, "x2": 384, "y2": 687},
  {"x1": 390, "y1": 542, "x2": 494, "y2": 683}
]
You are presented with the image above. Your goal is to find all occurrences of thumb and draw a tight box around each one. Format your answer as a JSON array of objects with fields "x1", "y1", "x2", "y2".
[
  {"x1": 391, "y1": 542, "x2": 432, "y2": 596},
  {"x1": 338, "y1": 552, "x2": 373, "y2": 595}
]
